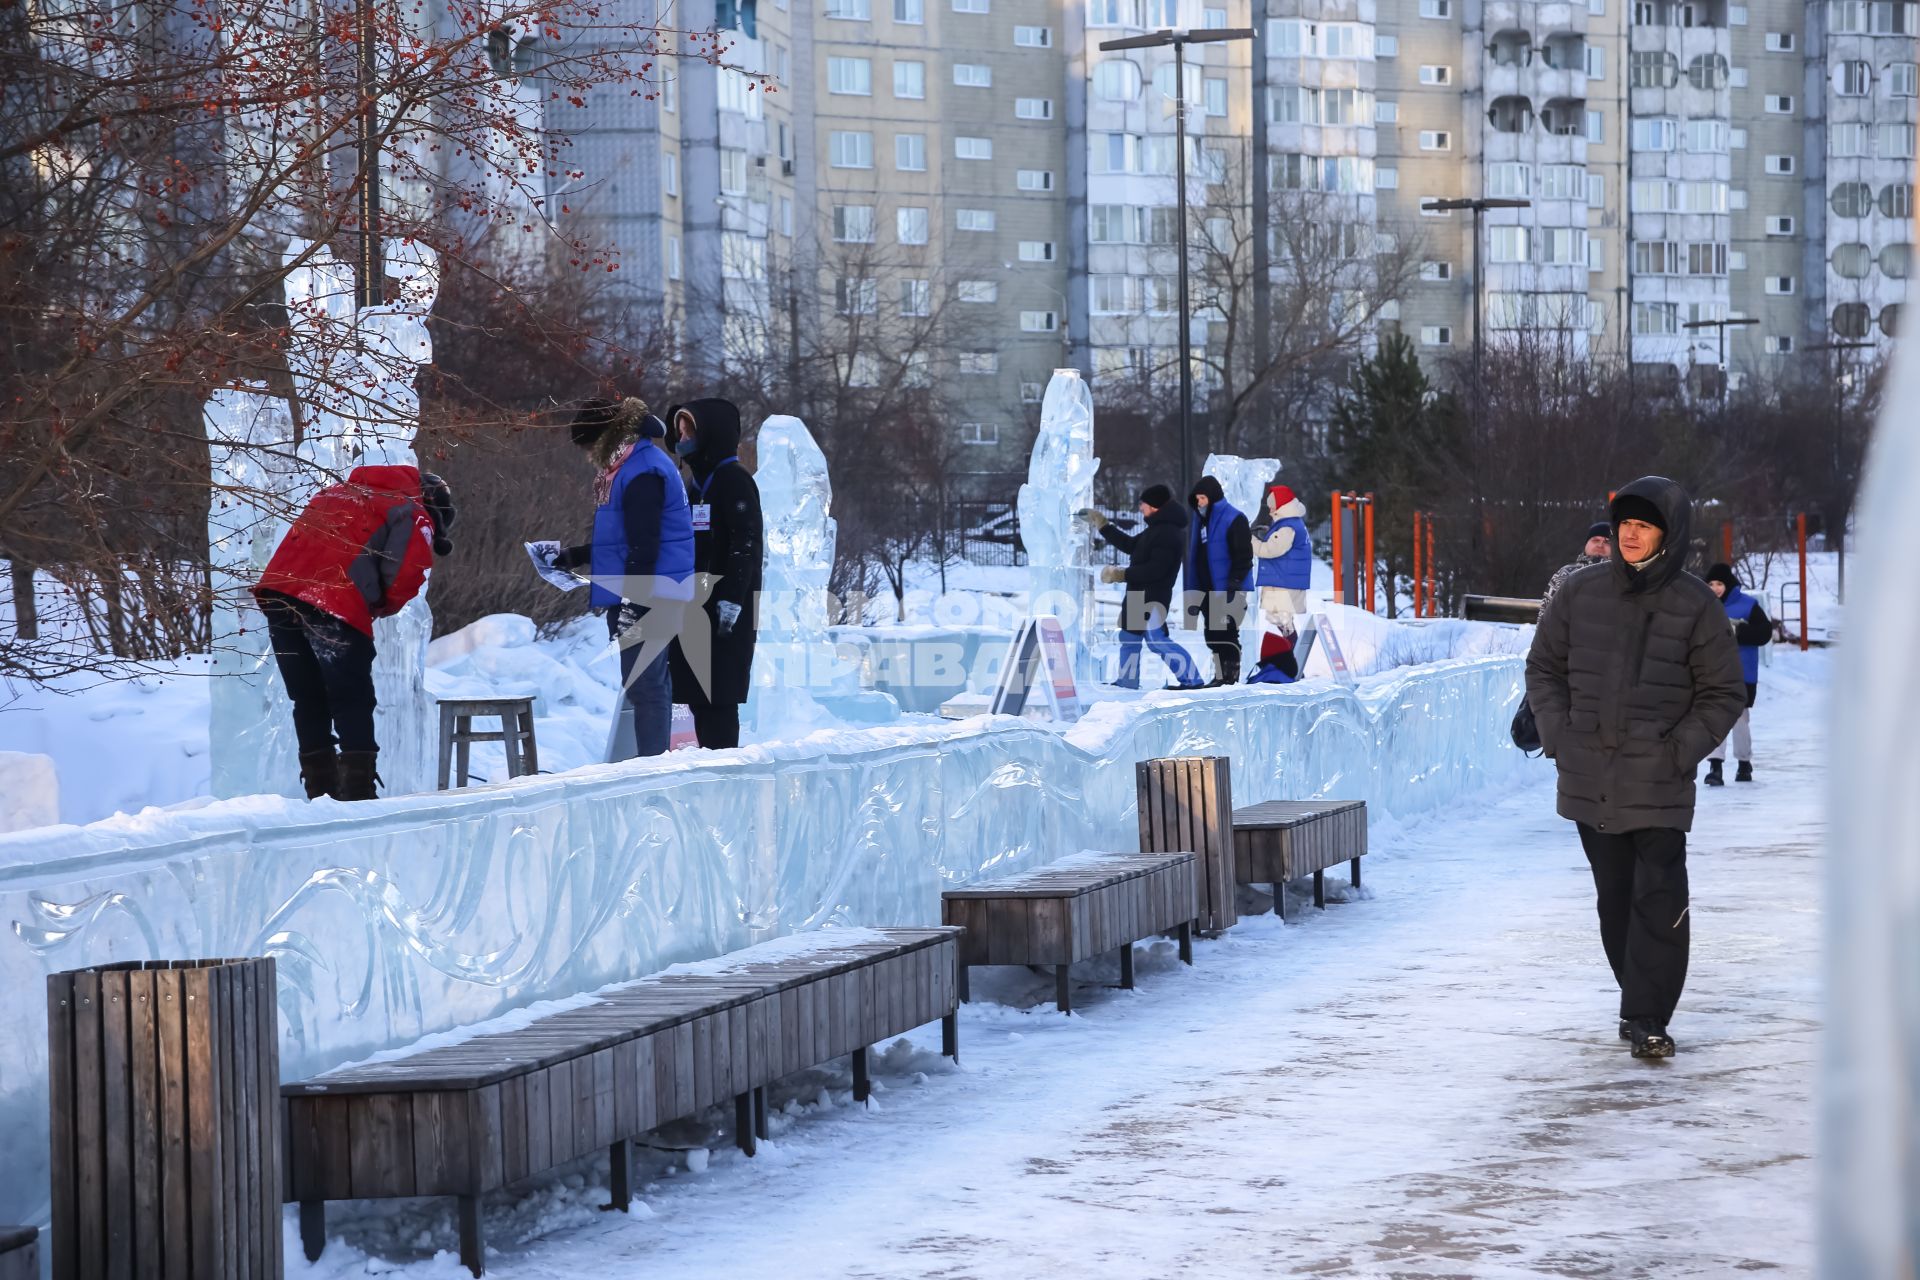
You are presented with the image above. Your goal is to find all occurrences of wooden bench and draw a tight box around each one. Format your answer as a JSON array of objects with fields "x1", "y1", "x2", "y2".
[
  {"x1": 1232, "y1": 800, "x2": 1369, "y2": 910},
  {"x1": 941, "y1": 852, "x2": 1200, "y2": 1015},
  {"x1": 0, "y1": 1228, "x2": 37, "y2": 1280},
  {"x1": 283, "y1": 927, "x2": 962, "y2": 1276}
]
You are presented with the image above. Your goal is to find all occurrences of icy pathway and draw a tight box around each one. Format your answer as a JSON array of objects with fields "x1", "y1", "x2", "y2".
[{"x1": 299, "y1": 653, "x2": 1824, "y2": 1280}]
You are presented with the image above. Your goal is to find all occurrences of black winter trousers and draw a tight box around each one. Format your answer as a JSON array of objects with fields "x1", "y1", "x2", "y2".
[
  {"x1": 1577, "y1": 823, "x2": 1690, "y2": 1026},
  {"x1": 1202, "y1": 621, "x2": 1242, "y2": 684},
  {"x1": 690, "y1": 702, "x2": 741, "y2": 750},
  {"x1": 260, "y1": 591, "x2": 378, "y2": 754}
]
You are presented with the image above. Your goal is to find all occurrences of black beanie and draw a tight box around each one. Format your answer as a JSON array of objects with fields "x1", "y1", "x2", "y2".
[
  {"x1": 1610, "y1": 494, "x2": 1667, "y2": 533},
  {"x1": 1140, "y1": 483, "x2": 1173, "y2": 509},
  {"x1": 420, "y1": 472, "x2": 456, "y2": 556},
  {"x1": 1586, "y1": 521, "x2": 1612, "y2": 542},
  {"x1": 1706, "y1": 562, "x2": 1739, "y2": 591}
]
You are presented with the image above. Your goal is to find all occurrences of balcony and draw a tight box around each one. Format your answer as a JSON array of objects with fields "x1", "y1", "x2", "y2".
[{"x1": 1489, "y1": 95, "x2": 1536, "y2": 133}]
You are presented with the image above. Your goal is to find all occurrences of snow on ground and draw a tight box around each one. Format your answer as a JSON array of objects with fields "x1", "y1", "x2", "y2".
[{"x1": 288, "y1": 650, "x2": 1826, "y2": 1280}]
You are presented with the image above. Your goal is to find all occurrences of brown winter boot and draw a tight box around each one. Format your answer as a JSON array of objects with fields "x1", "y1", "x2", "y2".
[
  {"x1": 337, "y1": 750, "x2": 381, "y2": 801},
  {"x1": 298, "y1": 748, "x2": 340, "y2": 800}
]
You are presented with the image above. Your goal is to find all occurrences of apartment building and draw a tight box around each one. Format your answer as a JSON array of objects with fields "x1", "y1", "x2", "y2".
[{"x1": 558, "y1": 0, "x2": 1912, "y2": 474}]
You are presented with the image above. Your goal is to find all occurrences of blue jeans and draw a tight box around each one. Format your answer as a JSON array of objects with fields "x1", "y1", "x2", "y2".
[
  {"x1": 612, "y1": 610, "x2": 676, "y2": 758},
  {"x1": 1115, "y1": 624, "x2": 1202, "y2": 689}
]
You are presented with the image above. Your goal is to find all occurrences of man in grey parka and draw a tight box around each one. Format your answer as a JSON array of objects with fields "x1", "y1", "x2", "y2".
[{"x1": 1525, "y1": 476, "x2": 1747, "y2": 1059}]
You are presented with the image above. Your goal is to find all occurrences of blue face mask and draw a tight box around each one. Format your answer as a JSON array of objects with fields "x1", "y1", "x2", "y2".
[{"x1": 675, "y1": 436, "x2": 698, "y2": 457}]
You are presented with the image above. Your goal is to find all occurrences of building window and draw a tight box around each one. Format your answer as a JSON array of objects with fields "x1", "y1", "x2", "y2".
[
  {"x1": 1633, "y1": 302, "x2": 1680, "y2": 335},
  {"x1": 894, "y1": 0, "x2": 923, "y2": 19},
  {"x1": 895, "y1": 132, "x2": 927, "y2": 170},
  {"x1": 836, "y1": 277, "x2": 878, "y2": 314},
  {"x1": 663, "y1": 151, "x2": 679, "y2": 195},
  {"x1": 1375, "y1": 33, "x2": 1398, "y2": 56},
  {"x1": 1585, "y1": 110, "x2": 1606, "y2": 142},
  {"x1": 1832, "y1": 181, "x2": 1874, "y2": 217},
  {"x1": 960, "y1": 422, "x2": 1000, "y2": 445},
  {"x1": 1420, "y1": 129, "x2": 1452, "y2": 150},
  {"x1": 1882, "y1": 182, "x2": 1914, "y2": 218},
  {"x1": 1486, "y1": 162, "x2": 1530, "y2": 196},
  {"x1": 1420, "y1": 260, "x2": 1453, "y2": 280},
  {"x1": 1089, "y1": 0, "x2": 1145, "y2": 25},
  {"x1": 1375, "y1": 167, "x2": 1399, "y2": 189},
  {"x1": 1764, "y1": 275, "x2": 1795, "y2": 296},
  {"x1": 1832, "y1": 242, "x2": 1873, "y2": 278},
  {"x1": 1419, "y1": 0, "x2": 1450, "y2": 14},
  {"x1": 1020, "y1": 382, "x2": 1044, "y2": 403},
  {"x1": 779, "y1": 197, "x2": 793, "y2": 236},
  {"x1": 1765, "y1": 30, "x2": 1794, "y2": 49},
  {"x1": 1204, "y1": 78, "x2": 1228, "y2": 115},
  {"x1": 1687, "y1": 53, "x2": 1728, "y2": 89},
  {"x1": 1094, "y1": 60, "x2": 1144, "y2": 101},
  {"x1": 1634, "y1": 241, "x2": 1680, "y2": 274},
  {"x1": 720, "y1": 147, "x2": 747, "y2": 194},
  {"x1": 897, "y1": 207, "x2": 929, "y2": 244},
  {"x1": 957, "y1": 280, "x2": 998, "y2": 302},
  {"x1": 1015, "y1": 24, "x2": 1052, "y2": 44},
  {"x1": 1420, "y1": 326, "x2": 1452, "y2": 346},
  {"x1": 1764, "y1": 335, "x2": 1794, "y2": 354},
  {"x1": 894, "y1": 60, "x2": 925, "y2": 98},
  {"x1": 1687, "y1": 242, "x2": 1727, "y2": 274},
  {"x1": 1765, "y1": 94, "x2": 1793, "y2": 113},
  {"x1": 956, "y1": 209, "x2": 996, "y2": 231},
  {"x1": 825, "y1": 0, "x2": 870, "y2": 16},
  {"x1": 1632, "y1": 118, "x2": 1675, "y2": 151},
  {"x1": 1419, "y1": 64, "x2": 1453, "y2": 85},
  {"x1": 901, "y1": 278, "x2": 932, "y2": 316},
  {"x1": 829, "y1": 56, "x2": 873, "y2": 94},
  {"x1": 1764, "y1": 154, "x2": 1795, "y2": 175},
  {"x1": 1091, "y1": 275, "x2": 1137, "y2": 313},
  {"x1": 833, "y1": 204, "x2": 876, "y2": 242},
  {"x1": 1837, "y1": 60, "x2": 1872, "y2": 95},
  {"x1": 954, "y1": 63, "x2": 992, "y2": 87},
  {"x1": 1890, "y1": 63, "x2": 1918, "y2": 97},
  {"x1": 959, "y1": 352, "x2": 999, "y2": 374},
  {"x1": 1019, "y1": 240, "x2": 1056, "y2": 261},
  {"x1": 1686, "y1": 119, "x2": 1728, "y2": 151},
  {"x1": 1831, "y1": 303, "x2": 1871, "y2": 339},
  {"x1": 1020, "y1": 310, "x2": 1058, "y2": 332},
  {"x1": 956, "y1": 136, "x2": 993, "y2": 160},
  {"x1": 1016, "y1": 98, "x2": 1055, "y2": 119},
  {"x1": 1488, "y1": 226, "x2": 1531, "y2": 262},
  {"x1": 1882, "y1": 243, "x2": 1913, "y2": 278},
  {"x1": 1766, "y1": 215, "x2": 1795, "y2": 235},
  {"x1": 830, "y1": 131, "x2": 874, "y2": 168},
  {"x1": 1017, "y1": 169, "x2": 1055, "y2": 191},
  {"x1": 1376, "y1": 99, "x2": 1399, "y2": 122},
  {"x1": 666, "y1": 236, "x2": 682, "y2": 280},
  {"x1": 1880, "y1": 124, "x2": 1918, "y2": 158},
  {"x1": 1586, "y1": 46, "x2": 1606, "y2": 79},
  {"x1": 1630, "y1": 50, "x2": 1680, "y2": 87}
]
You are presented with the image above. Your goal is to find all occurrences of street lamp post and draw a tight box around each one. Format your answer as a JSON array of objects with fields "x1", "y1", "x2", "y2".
[
  {"x1": 1419, "y1": 197, "x2": 1530, "y2": 392},
  {"x1": 1806, "y1": 338, "x2": 1874, "y2": 602},
  {"x1": 1099, "y1": 26, "x2": 1255, "y2": 499},
  {"x1": 1680, "y1": 316, "x2": 1759, "y2": 401}
]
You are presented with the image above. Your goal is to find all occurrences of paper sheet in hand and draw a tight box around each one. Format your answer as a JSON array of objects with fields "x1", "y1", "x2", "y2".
[{"x1": 526, "y1": 540, "x2": 587, "y2": 592}]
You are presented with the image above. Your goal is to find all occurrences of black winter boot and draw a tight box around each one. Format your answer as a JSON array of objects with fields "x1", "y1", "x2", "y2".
[
  {"x1": 1704, "y1": 759, "x2": 1724, "y2": 787},
  {"x1": 1735, "y1": 760, "x2": 1753, "y2": 782},
  {"x1": 1627, "y1": 1019, "x2": 1676, "y2": 1059},
  {"x1": 337, "y1": 750, "x2": 381, "y2": 801},
  {"x1": 298, "y1": 748, "x2": 340, "y2": 800}
]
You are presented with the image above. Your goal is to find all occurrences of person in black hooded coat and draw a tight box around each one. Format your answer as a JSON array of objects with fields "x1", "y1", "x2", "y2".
[{"x1": 666, "y1": 399, "x2": 764, "y2": 748}]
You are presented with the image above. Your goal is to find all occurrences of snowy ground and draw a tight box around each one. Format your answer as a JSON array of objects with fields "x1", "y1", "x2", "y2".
[{"x1": 290, "y1": 651, "x2": 1825, "y2": 1280}]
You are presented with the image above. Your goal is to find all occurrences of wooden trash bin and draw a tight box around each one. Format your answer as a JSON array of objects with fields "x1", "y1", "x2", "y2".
[
  {"x1": 1135, "y1": 756, "x2": 1238, "y2": 934},
  {"x1": 47, "y1": 958, "x2": 282, "y2": 1280}
]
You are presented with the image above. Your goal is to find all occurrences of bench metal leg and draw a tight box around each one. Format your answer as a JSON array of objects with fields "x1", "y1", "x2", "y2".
[
  {"x1": 852, "y1": 1047, "x2": 871, "y2": 1103},
  {"x1": 957, "y1": 964, "x2": 971, "y2": 1003},
  {"x1": 1118, "y1": 944, "x2": 1135, "y2": 990},
  {"x1": 753, "y1": 1086, "x2": 770, "y2": 1141},
  {"x1": 1314, "y1": 869, "x2": 1326, "y2": 909},
  {"x1": 734, "y1": 1093, "x2": 758, "y2": 1156},
  {"x1": 1177, "y1": 921, "x2": 1194, "y2": 966},
  {"x1": 605, "y1": 1139, "x2": 632, "y2": 1212},
  {"x1": 1055, "y1": 964, "x2": 1072, "y2": 1015},
  {"x1": 299, "y1": 1201, "x2": 326, "y2": 1262},
  {"x1": 1351, "y1": 856, "x2": 1361, "y2": 889},
  {"x1": 942, "y1": 1010, "x2": 959, "y2": 1062},
  {"x1": 457, "y1": 1195, "x2": 485, "y2": 1277}
]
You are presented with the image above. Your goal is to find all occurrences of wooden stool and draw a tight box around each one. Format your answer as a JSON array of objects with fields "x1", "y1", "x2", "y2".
[{"x1": 436, "y1": 697, "x2": 538, "y2": 789}]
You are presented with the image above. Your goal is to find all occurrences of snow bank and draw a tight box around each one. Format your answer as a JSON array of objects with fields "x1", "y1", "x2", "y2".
[{"x1": 0, "y1": 653, "x2": 1525, "y2": 1224}]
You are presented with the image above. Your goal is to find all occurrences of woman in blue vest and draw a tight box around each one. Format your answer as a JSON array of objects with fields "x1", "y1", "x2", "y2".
[
  {"x1": 1251, "y1": 483, "x2": 1313, "y2": 636},
  {"x1": 1703, "y1": 563, "x2": 1772, "y2": 785},
  {"x1": 556, "y1": 398, "x2": 696, "y2": 758},
  {"x1": 1184, "y1": 476, "x2": 1254, "y2": 685}
]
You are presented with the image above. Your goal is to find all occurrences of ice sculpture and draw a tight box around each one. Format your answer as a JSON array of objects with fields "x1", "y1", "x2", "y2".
[
  {"x1": 746, "y1": 415, "x2": 895, "y2": 734},
  {"x1": 207, "y1": 239, "x2": 440, "y2": 798},
  {"x1": 1201, "y1": 453, "x2": 1285, "y2": 524},
  {"x1": 1822, "y1": 335, "x2": 1919, "y2": 1273},
  {"x1": 1016, "y1": 369, "x2": 1100, "y2": 691},
  {"x1": 0, "y1": 654, "x2": 1526, "y2": 1223}
]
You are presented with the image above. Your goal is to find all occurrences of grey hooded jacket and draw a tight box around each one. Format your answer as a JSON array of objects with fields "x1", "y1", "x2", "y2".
[{"x1": 1524, "y1": 476, "x2": 1747, "y2": 833}]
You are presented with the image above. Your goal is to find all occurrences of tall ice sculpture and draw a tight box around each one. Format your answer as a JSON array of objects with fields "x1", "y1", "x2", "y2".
[
  {"x1": 1202, "y1": 453, "x2": 1285, "y2": 523},
  {"x1": 1015, "y1": 369, "x2": 1100, "y2": 691},
  {"x1": 206, "y1": 239, "x2": 441, "y2": 798}
]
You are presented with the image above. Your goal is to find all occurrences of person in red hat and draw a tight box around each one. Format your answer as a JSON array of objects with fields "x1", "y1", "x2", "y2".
[
  {"x1": 253, "y1": 465, "x2": 454, "y2": 801},
  {"x1": 1250, "y1": 482, "x2": 1312, "y2": 635}
]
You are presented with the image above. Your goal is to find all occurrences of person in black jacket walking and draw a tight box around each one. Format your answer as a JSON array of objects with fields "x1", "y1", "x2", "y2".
[
  {"x1": 666, "y1": 398, "x2": 764, "y2": 749},
  {"x1": 1525, "y1": 476, "x2": 1747, "y2": 1059},
  {"x1": 1077, "y1": 484, "x2": 1204, "y2": 690}
]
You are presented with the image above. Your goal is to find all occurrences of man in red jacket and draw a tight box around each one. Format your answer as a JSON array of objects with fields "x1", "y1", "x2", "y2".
[{"x1": 253, "y1": 465, "x2": 455, "y2": 800}]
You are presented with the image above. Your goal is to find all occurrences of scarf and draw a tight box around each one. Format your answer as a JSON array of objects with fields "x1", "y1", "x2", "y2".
[{"x1": 591, "y1": 427, "x2": 640, "y2": 505}]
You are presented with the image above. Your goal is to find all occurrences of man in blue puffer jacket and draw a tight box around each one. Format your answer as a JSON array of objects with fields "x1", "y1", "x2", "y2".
[
  {"x1": 1184, "y1": 476, "x2": 1254, "y2": 686},
  {"x1": 1702, "y1": 563, "x2": 1773, "y2": 785},
  {"x1": 556, "y1": 397, "x2": 696, "y2": 758}
]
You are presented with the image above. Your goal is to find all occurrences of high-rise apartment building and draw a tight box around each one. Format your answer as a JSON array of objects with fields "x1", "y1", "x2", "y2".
[{"x1": 559, "y1": 0, "x2": 1911, "y2": 473}]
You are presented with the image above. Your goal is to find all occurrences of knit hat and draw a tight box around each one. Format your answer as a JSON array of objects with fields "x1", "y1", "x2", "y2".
[
  {"x1": 1610, "y1": 494, "x2": 1667, "y2": 532},
  {"x1": 1705, "y1": 562, "x2": 1739, "y2": 591},
  {"x1": 1190, "y1": 476, "x2": 1225, "y2": 505},
  {"x1": 419, "y1": 472, "x2": 455, "y2": 556},
  {"x1": 1259, "y1": 630, "x2": 1295, "y2": 662},
  {"x1": 1267, "y1": 483, "x2": 1297, "y2": 511},
  {"x1": 1585, "y1": 521, "x2": 1612, "y2": 542},
  {"x1": 1139, "y1": 483, "x2": 1173, "y2": 509},
  {"x1": 568, "y1": 397, "x2": 660, "y2": 449}
]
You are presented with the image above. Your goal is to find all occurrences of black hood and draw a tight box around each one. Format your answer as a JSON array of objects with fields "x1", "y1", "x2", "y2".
[
  {"x1": 1190, "y1": 476, "x2": 1225, "y2": 507},
  {"x1": 1609, "y1": 475, "x2": 1691, "y2": 594},
  {"x1": 1144, "y1": 501, "x2": 1189, "y2": 530},
  {"x1": 673, "y1": 398, "x2": 743, "y2": 477}
]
